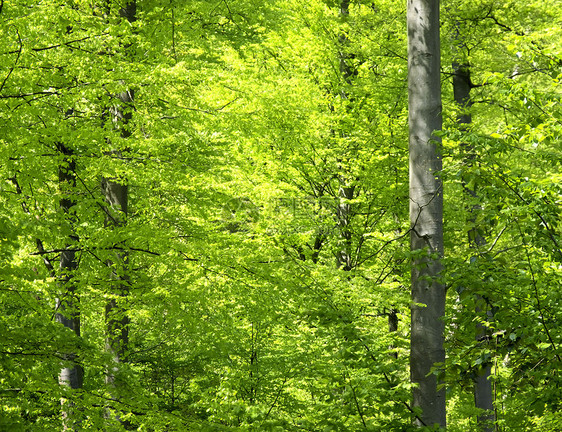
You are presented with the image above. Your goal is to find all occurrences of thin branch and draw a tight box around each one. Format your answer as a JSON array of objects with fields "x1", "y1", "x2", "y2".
[
  {"x1": 361, "y1": 338, "x2": 428, "y2": 426},
  {"x1": 0, "y1": 350, "x2": 67, "y2": 360},
  {"x1": 355, "y1": 229, "x2": 409, "y2": 267},
  {"x1": 348, "y1": 375, "x2": 367, "y2": 428},
  {"x1": 0, "y1": 90, "x2": 59, "y2": 100},
  {"x1": 479, "y1": 225, "x2": 507, "y2": 255},
  {"x1": 492, "y1": 169, "x2": 562, "y2": 261},
  {"x1": 31, "y1": 246, "x2": 160, "y2": 256},
  {"x1": 35, "y1": 239, "x2": 56, "y2": 277},
  {"x1": 178, "y1": 250, "x2": 199, "y2": 261},
  {"x1": 517, "y1": 223, "x2": 561, "y2": 362},
  {"x1": 264, "y1": 377, "x2": 287, "y2": 420},
  {"x1": 2, "y1": 34, "x2": 105, "y2": 54},
  {"x1": 485, "y1": 13, "x2": 524, "y2": 36},
  {"x1": 75, "y1": 172, "x2": 120, "y2": 225},
  {"x1": 0, "y1": 26, "x2": 22, "y2": 94},
  {"x1": 31, "y1": 247, "x2": 80, "y2": 255}
]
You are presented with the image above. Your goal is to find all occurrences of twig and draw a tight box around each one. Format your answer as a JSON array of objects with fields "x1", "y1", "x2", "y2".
[{"x1": 0, "y1": 25, "x2": 22, "y2": 94}]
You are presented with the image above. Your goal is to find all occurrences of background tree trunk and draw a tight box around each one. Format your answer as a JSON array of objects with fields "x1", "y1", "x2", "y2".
[
  {"x1": 56, "y1": 142, "x2": 83, "y2": 431},
  {"x1": 407, "y1": 0, "x2": 446, "y2": 428},
  {"x1": 102, "y1": 2, "x2": 136, "y2": 421},
  {"x1": 452, "y1": 32, "x2": 495, "y2": 432},
  {"x1": 336, "y1": 0, "x2": 355, "y2": 272},
  {"x1": 102, "y1": 176, "x2": 129, "y2": 377}
]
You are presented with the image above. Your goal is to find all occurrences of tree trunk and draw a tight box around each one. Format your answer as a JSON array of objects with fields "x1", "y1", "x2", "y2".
[
  {"x1": 102, "y1": 172, "x2": 131, "y2": 429},
  {"x1": 102, "y1": 2, "x2": 136, "y2": 421},
  {"x1": 452, "y1": 34, "x2": 495, "y2": 432},
  {"x1": 102, "y1": 177, "x2": 129, "y2": 374},
  {"x1": 56, "y1": 143, "x2": 83, "y2": 431},
  {"x1": 407, "y1": 0, "x2": 446, "y2": 428},
  {"x1": 102, "y1": 94, "x2": 132, "y2": 429},
  {"x1": 335, "y1": 0, "x2": 355, "y2": 272},
  {"x1": 337, "y1": 185, "x2": 355, "y2": 270}
]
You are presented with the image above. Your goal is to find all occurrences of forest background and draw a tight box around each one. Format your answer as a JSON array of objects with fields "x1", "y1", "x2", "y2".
[{"x1": 1, "y1": 0, "x2": 561, "y2": 431}]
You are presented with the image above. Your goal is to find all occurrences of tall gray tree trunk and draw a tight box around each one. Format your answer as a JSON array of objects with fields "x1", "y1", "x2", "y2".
[
  {"x1": 56, "y1": 143, "x2": 83, "y2": 431},
  {"x1": 452, "y1": 34, "x2": 495, "y2": 432},
  {"x1": 407, "y1": 0, "x2": 446, "y2": 428}
]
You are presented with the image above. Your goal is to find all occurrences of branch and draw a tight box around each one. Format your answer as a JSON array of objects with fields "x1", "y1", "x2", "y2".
[
  {"x1": 0, "y1": 90, "x2": 60, "y2": 100},
  {"x1": 2, "y1": 34, "x2": 106, "y2": 54},
  {"x1": 115, "y1": 246, "x2": 160, "y2": 256},
  {"x1": 492, "y1": 169, "x2": 562, "y2": 262},
  {"x1": 178, "y1": 250, "x2": 199, "y2": 261},
  {"x1": 485, "y1": 12, "x2": 525, "y2": 36},
  {"x1": 517, "y1": 223, "x2": 561, "y2": 362},
  {"x1": 31, "y1": 247, "x2": 80, "y2": 255},
  {"x1": 264, "y1": 378, "x2": 287, "y2": 420},
  {"x1": 348, "y1": 377, "x2": 367, "y2": 428},
  {"x1": 0, "y1": 350, "x2": 67, "y2": 361},
  {"x1": 35, "y1": 239, "x2": 56, "y2": 277},
  {"x1": 360, "y1": 337, "x2": 428, "y2": 426},
  {"x1": 31, "y1": 245, "x2": 160, "y2": 256},
  {"x1": 355, "y1": 229, "x2": 409, "y2": 267},
  {"x1": 479, "y1": 225, "x2": 507, "y2": 255},
  {"x1": 75, "y1": 172, "x2": 120, "y2": 225},
  {"x1": 0, "y1": 25, "x2": 22, "y2": 94}
]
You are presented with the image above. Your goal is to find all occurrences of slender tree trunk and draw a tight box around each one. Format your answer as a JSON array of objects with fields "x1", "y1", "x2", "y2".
[
  {"x1": 339, "y1": 0, "x2": 352, "y2": 86},
  {"x1": 102, "y1": 171, "x2": 131, "y2": 429},
  {"x1": 473, "y1": 336, "x2": 494, "y2": 432},
  {"x1": 102, "y1": 3, "x2": 136, "y2": 421},
  {"x1": 452, "y1": 34, "x2": 495, "y2": 432},
  {"x1": 337, "y1": 185, "x2": 355, "y2": 270},
  {"x1": 102, "y1": 176, "x2": 129, "y2": 374},
  {"x1": 56, "y1": 143, "x2": 83, "y2": 431},
  {"x1": 388, "y1": 307, "x2": 399, "y2": 359},
  {"x1": 407, "y1": 0, "x2": 446, "y2": 428},
  {"x1": 336, "y1": 0, "x2": 355, "y2": 272},
  {"x1": 102, "y1": 93, "x2": 132, "y2": 429}
]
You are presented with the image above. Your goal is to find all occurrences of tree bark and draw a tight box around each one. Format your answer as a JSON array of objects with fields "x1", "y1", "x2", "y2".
[
  {"x1": 407, "y1": 0, "x2": 446, "y2": 428},
  {"x1": 56, "y1": 142, "x2": 83, "y2": 431}
]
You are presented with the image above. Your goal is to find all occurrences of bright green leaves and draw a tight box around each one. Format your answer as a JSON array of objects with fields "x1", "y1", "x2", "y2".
[{"x1": 2, "y1": 0, "x2": 562, "y2": 430}]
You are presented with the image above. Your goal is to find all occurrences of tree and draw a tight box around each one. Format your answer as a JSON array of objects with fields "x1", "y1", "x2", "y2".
[
  {"x1": 2, "y1": 0, "x2": 562, "y2": 430},
  {"x1": 451, "y1": 17, "x2": 495, "y2": 432},
  {"x1": 407, "y1": 0, "x2": 446, "y2": 428},
  {"x1": 441, "y1": 1, "x2": 562, "y2": 430},
  {"x1": 102, "y1": 3, "x2": 136, "y2": 421},
  {"x1": 55, "y1": 142, "x2": 84, "y2": 430}
]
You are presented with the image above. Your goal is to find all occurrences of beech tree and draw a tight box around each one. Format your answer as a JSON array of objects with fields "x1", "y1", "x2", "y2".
[
  {"x1": 1, "y1": 0, "x2": 561, "y2": 431},
  {"x1": 407, "y1": 0, "x2": 446, "y2": 428},
  {"x1": 55, "y1": 142, "x2": 83, "y2": 430},
  {"x1": 102, "y1": 5, "x2": 136, "y2": 423},
  {"x1": 450, "y1": 13, "x2": 495, "y2": 432}
]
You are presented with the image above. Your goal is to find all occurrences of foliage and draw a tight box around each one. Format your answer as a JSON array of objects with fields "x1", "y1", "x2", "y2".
[{"x1": 1, "y1": 0, "x2": 561, "y2": 430}]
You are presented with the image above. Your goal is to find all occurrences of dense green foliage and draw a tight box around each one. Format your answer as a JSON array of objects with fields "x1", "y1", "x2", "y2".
[{"x1": 1, "y1": 0, "x2": 561, "y2": 430}]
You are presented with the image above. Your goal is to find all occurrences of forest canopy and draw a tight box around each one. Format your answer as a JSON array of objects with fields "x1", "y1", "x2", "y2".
[{"x1": 1, "y1": 0, "x2": 561, "y2": 431}]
